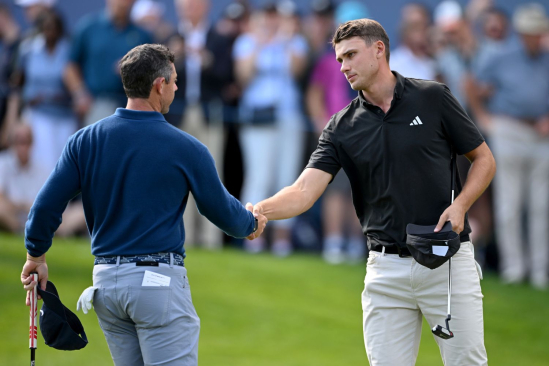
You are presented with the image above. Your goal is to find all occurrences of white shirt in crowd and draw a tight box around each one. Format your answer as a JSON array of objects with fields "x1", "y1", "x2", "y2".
[
  {"x1": 0, "y1": 151, "x2": 49, "y2": 206},
  {"x1": 390, "y1": 45, "x2": 436, "y2": 81},
  {"x1": 179, "y1": 20, "x2": 209, "y2": 104}
]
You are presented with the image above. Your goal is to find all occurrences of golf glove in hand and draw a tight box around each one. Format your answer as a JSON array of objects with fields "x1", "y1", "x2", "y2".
[{"x1": 77, "y1": 286, "x2": 97, "y2": 314}]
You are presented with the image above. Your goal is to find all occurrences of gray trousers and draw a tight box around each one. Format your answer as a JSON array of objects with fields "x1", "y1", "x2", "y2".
[
  {"x1": 93, "y1": 262, "x2": 200, "y2": 366},
  {"x1": 491, "y1": 115, "x2": 549, "y2": 286}
]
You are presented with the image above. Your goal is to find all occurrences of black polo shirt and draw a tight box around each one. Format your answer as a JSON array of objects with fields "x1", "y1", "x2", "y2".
[{"x1": 307, "y1": 72, "x2": 484, "y2": 249}]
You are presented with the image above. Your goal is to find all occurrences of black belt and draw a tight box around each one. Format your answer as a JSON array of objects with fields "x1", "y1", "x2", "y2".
[
  {"x1": 94, "y1": 252, "x2": 185, "y2": 266},
  {"x1": 371, "y1": 246, "x2": 411, "y2": 257},
  {"x1": 372, "y1": 235, "x2": 470, "y2": 258}
]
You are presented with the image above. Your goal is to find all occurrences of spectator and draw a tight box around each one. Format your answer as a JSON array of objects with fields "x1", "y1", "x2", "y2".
[
  {"x1": 234, "y1": 3, "x2": 308, "y2": 256},
  {"x1": 433, "y1": 0, "x2": 477, "y2": 107},
  {"x1": 301, "y1": 0, "x2": 336, "y2": 118},
  {"x1": 461, "y1": 7, "x2": 510, "y2": 267},
  {"x1": 0, "y1": 124, "x2": 48, "y2": 233},
  {"x1": 215, "y1": 1, "x2": 250, "y2": 213},
  {"x1": 391, "y1": 3, "x2": 436, "y2": 80},
  {"x1": 174, "y1": 0, "x2": 238, "y2": 248},
  {"x1": 64, "y1": 0, "x2": 152, "y2": 126},
  {"x1": 0, "y1": 4, "x2": 21, "y2": 148},
  {"x1": 474, "y1": 7, "x2": 510, "y2": 73},
  {"x1": 303, "y1": 0, "x2": 336, "y2": 59},
  {"x1": 130, "y1": 0, "x2": 174, "y2": 43},
  {"x1": 400, "y1": 1, "x2": 431, "y2": 25},
  {"x1": 469, "y1": 3, "x2": 549, "y2": 289},
  {"x1": 215, "y1": 1, "x2": 249, "y2": 41},
  {"x1": 15, "y1": 0, "x2": 56, "y2": 40},
  {"x1": 306, "y1": 0, "x2": 366, "y2": 264},
  {"x1": 8, "y1": 9, "x2": 77, "y2": 174}
]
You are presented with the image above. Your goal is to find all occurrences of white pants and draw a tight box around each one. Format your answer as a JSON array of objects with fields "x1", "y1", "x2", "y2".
[
  {"x1": 491, "y1": 116, "x2": 549, "y2": 285},
  {"x1": 239, "y1": 124, "x2": 303, "y2": 229},
  {"x1": 24, "y1": 108, "x2": 78, "y2": 174},
  {"x1": 362, "y1": 242, "x2": 487, "y2": 366}
]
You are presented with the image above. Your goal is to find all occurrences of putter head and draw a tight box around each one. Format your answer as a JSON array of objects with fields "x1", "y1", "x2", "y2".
[{"x1": 432, "y1": 325, "x2": 454, "y2": 340}]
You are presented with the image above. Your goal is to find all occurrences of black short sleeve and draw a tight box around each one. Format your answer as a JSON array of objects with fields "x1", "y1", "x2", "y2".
[
  {"x1": 306, "y1": 117, "x2": 341, "y2": 179},
  {"x1": 440, "y1": 85, "x2": 485, "y2": 155}
]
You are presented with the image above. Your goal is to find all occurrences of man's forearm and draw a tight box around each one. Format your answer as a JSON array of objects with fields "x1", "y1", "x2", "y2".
[
  {"x1": 255, "y1": 168, "x2": 332, "y2": 220},
  {"x1": 256, "y1": 185, "x2": 314, "y2": 221}
]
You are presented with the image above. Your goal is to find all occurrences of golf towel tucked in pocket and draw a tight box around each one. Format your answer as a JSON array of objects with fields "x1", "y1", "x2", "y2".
[{"x1": 128, "y1": 286, "x2": 172, "y2": 328}]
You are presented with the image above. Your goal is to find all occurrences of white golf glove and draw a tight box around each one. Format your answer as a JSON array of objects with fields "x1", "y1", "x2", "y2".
[{"x1": 76, "y1": 286, "x2": 97, "y2": 314}]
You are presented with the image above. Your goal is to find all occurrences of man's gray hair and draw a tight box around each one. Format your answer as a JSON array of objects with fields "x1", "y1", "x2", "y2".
[{"x1": 119, "y1": 44, "x2": 175, "y2": 99}]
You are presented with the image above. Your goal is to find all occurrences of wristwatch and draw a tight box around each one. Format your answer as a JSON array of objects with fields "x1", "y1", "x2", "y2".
[{"x1": 253, "y1": 217, "x2": 258, "y2": 233}]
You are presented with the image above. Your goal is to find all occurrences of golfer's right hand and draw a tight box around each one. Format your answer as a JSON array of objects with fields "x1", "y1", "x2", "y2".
[
  {"x1": 246, "y1": 203, "x2": 267, "y2": 240},
  {"x1": 21, "y1": 253, "x2": 48, "y2": 306}
]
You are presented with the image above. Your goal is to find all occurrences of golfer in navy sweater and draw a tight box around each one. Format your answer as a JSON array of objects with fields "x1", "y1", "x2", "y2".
[{"x1": 21, "y1": 44, "x2": 267, "y2": 366}]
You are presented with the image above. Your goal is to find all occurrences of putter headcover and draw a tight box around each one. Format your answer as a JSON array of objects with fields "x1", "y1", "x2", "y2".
[
  {"x1": 406, "y1": 222, "x2": 460, "y2": 269},
  {"x1": 37, "y1": 281, "x2": 88, "y2": 351}
]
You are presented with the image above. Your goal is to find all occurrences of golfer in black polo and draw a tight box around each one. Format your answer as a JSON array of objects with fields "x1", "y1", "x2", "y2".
[{"x1": 251, "y1": 19, "x2": 495, "y2": 365}]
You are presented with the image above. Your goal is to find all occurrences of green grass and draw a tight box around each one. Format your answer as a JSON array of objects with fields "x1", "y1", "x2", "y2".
[{"x1": 1, "y1": 233, "x2": 548, "y2": 365}]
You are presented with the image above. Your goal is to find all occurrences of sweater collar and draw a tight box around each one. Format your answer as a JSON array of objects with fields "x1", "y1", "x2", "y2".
[{"x1": 114, "y1": 108, "x2": 166, "y2": 122}]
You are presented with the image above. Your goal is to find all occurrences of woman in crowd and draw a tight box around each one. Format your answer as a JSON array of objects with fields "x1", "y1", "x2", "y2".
[
  {"x1": 10, "y1": 8, "x2": 77, "y2": 173},
  {"x1": 234, "y1": 3, "x2": 307, "y2": 256}
]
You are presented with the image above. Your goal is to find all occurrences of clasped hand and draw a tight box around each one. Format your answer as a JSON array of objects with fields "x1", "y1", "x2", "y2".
[{"x1": 245, "y1": 203, "x2": 268, "y2": 240}]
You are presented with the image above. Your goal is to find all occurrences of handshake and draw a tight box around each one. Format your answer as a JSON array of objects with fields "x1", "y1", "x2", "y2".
[{"x1": 245, "y1": 203, "x2": 268, "y2": 240}]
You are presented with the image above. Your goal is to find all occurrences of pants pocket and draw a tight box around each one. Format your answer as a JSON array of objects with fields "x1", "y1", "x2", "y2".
[
  {"x1": 475, "y1": 260, "x2": 484, "y2": 280},
  {"x1": 128, "y1": 286, "x2": 172, "y2": 328},
  {"x1": 367, "y1": 252, "x2": 380, "y2": 266},
  {"x1": 93, "y1": 288, "x2": 113, "y2": 331}
]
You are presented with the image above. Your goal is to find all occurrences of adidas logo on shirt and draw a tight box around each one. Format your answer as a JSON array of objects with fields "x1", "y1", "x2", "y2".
[{"x1": 410, "y1": 116, "x2": 423, "y2": 126}]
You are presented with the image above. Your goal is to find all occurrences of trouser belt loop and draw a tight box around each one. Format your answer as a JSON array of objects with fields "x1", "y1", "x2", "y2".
[
  {"x1": 381, "y1": 246, "x2": 386, "y2": 256},
  {"x1": 169, "y1": 253, "x2": 174, "y2": 268},
  {"x1": 116, "y1": 256, "x2": 121, "y2": 267}
]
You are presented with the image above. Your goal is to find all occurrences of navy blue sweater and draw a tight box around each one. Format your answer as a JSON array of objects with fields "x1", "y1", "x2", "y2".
[{"x1": 25, "y1": 108, "x2": 255, "y2": 257}]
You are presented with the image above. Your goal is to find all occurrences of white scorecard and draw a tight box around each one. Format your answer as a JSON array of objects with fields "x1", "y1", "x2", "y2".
[
  {"x1": 142, "y1": 271, "x2": 171, "y2": 287},
  {"x1": 432, "y1": 246, "x2": 449, "y2": 256}
]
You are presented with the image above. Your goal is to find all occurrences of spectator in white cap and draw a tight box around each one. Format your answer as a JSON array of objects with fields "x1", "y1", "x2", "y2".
[{"x1": 469, "y1": 3, "x2": 549, "y2": 289}]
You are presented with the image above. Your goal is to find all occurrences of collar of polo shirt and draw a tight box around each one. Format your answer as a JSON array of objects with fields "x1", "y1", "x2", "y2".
[{"x1": 358, "y1": 71, "x2": 406, "y2": 107}]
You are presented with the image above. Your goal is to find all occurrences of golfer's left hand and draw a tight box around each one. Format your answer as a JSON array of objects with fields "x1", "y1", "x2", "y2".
[
  {"x1": 434, "y1": 203, "x2": 466, "y2": 234},
  {"x1": 21, "y1": 254, "x2": 48, "y2": 306}
]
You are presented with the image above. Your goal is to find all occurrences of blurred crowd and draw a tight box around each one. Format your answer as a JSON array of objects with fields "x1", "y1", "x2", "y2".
[{"x1": 1, "y1": 0, "x2": 548, "y2": 289}]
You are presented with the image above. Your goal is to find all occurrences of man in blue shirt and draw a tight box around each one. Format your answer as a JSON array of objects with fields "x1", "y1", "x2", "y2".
[
  {"x1": 21, "y1": 44, "x2": 267, "y2": 365},
  {"x1": 64, "y1": 0, "x2": 152, "y2": 126}
]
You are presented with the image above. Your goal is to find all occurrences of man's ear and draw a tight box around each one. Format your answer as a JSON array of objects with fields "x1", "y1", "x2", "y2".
[
  {"x1": 376, "y1": 41, "x2": 385, "y2": 59},
  {"x1": 153, "y1": 77, "x2": 164, "y2": 94}
]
